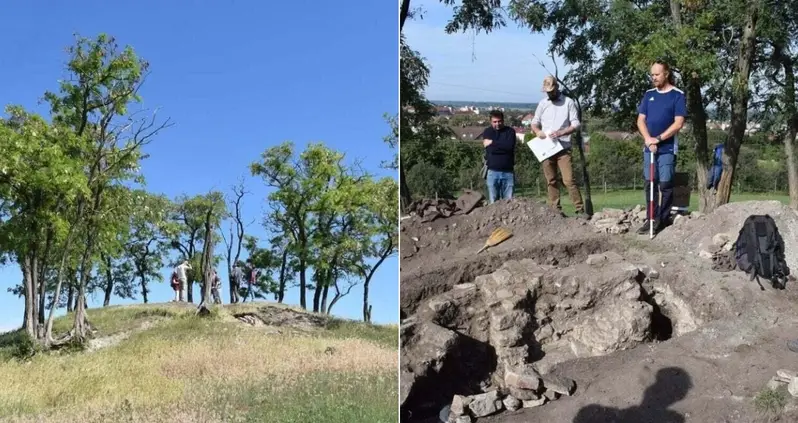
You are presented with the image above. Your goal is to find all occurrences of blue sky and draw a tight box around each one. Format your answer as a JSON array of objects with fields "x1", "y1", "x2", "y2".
[
  {"x1": 0, "y1": 0, "x2": 398, "y2": 330},
  {"x1": 403, "y1": 0, "x2": 570, "y2": 103}
]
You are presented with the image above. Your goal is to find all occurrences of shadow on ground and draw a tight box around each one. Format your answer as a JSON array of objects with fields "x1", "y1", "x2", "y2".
[{"x1": 573, "y1": 367, "x2": 692, "y2": 423}]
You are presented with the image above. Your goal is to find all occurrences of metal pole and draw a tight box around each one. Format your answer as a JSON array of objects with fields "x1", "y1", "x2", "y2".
[{"x1": 649, "y1": 151, "x2": 655, "y2": 239}]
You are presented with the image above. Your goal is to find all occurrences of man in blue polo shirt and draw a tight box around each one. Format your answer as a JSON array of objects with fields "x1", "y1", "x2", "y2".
[
  {"x1": 636, "y1": 60, "x2": 687, "y2": 235},
  {"x1": 482, "y1": 110, "x2": 517, "y2": 203}
]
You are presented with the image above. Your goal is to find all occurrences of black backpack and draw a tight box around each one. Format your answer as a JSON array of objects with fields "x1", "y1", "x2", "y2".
[{"x1": 734, "y1": 214, "x2": 790, "y2": 290}]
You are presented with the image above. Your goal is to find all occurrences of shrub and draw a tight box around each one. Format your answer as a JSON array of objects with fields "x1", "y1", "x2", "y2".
[{"x1": 406, "y1": 162, "x2": 455, "y2": 199}]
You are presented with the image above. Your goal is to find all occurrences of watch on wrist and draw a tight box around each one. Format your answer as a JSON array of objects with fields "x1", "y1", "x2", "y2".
[{"x1": 655, "y1": 135, "x2": 662, "y2": 142}]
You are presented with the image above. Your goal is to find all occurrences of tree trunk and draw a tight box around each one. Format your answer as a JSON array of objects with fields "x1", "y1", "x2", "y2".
[
  {"x1": 277, "y1": 248, "x2": 288, "y2": 303},
  {"x1": 201, "y1": 208, "x2": 214, "y2": 305},
  {"x1": 44, "y1": 214, "x2": 81, "y2": 344},
  {"x1": 140, "y1": 273, "x2": 149, "y2": 304},
  {"x1": 103, "y1": 255, "x2": 113, "y2": 307},
  {"x1": 361, "y1": 244, "x2": 392, "y2": 323},
  {"x1": 668, "y1": 0, "x2": 711, "y2": 213},
  {"x1": 298, "y1": 257, "x2": 307, "y2": 310},
  {"x1": 312, "y1": 269, "x2": 323, "y2": 313},
  {"x1": 400, "y1": 0, "x2": 410, "y2": 31},
  {"x1": 775, "y1": 42, "x2": 798, "y2": 209},
  {"x1": 669, "y1": 0, "x2": 681, "y2": 25},
  {"x1": 187, "y1": 278, "x2": 194, "y2": 303},
  {"x1": 362, "y1": 276, "x2": 371, "y2": 323},
  {"x1": 321, "y1": 281, "x2": 330, "y2": 314},
  {"x1": 37, "y1": 274, "x2": 46, "y2": 326},
  {"x1": 398, "y1": 0, "x2": 413, "y2": 212},
  {"x1": 716, "y1": 1, "x2": 760, "y2": 206},
  {"x1": 686, "y1": 75, "x2": 713, "y2": 212},
  {"x1": 73, "y1": 282, "x2": 90, "y2": 342},
  {"x1": 67, "y1": 283, "x2": 75, "y2": 313},
  {"x1": 22, "y1": 257, "x2": 35, "y2": 338}
]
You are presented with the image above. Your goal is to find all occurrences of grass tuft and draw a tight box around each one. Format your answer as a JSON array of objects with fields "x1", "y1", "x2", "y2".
[{"x1": 754, "y1": 387, "x2": 788, "y2": 416}]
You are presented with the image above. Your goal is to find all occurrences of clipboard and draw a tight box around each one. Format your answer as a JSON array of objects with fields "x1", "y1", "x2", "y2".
[{"x1": 526, "y1": 132, "x2": 564, "y2": 162}]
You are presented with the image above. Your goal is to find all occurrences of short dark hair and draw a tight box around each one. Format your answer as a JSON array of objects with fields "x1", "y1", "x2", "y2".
[
  {"x1": 489, "y1": 110, "x2": 504, "y2": 120},
  {"x1": 653, "y1": 59, "x2": 676, "y2": 85}
]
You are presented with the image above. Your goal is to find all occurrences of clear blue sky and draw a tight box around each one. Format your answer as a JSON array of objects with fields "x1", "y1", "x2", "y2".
[
  {"x1": 0, "y1": 0, "x2": 399, "y2": 330},
  {"x1": 403, "y1": 0, "x2": 569, "y2": 103}
]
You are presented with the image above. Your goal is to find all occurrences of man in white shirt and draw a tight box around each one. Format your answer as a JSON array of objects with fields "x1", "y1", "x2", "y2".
[
  {"x1": 174, "y1": 260, "x2": 192, "y2": 302},
  {"x1": 531, "y1": 76, "x2": 585, "y2": 216}
]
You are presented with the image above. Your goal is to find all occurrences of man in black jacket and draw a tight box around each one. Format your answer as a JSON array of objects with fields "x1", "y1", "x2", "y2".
[{"x1": 482, "y1": 110, "x2": 517, "y2": 203}]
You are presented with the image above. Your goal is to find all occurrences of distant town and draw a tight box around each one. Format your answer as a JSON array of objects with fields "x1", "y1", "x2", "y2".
[{"x1": 402, "y1": 100, "x2": 771, "y2": 148}]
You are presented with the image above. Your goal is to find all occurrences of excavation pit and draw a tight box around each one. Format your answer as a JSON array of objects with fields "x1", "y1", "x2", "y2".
[{"x1": 400, "y1": 246, "x2": 701, "y2": 422}]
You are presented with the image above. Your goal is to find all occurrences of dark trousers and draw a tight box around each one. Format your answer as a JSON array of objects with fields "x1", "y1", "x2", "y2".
[{"x1": 643, "y1": 152, "x2": 676, "y2": 222}]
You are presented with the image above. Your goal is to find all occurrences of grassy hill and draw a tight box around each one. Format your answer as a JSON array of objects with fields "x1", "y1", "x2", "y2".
[{"x1": 0, "y1": 303, "x2": 398, "y2": 423}]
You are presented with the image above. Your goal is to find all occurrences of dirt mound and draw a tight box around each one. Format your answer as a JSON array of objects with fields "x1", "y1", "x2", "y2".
[
  {"x1": 400, "y1": 198, "x2": 607, "y2": 317},
  {"x1": 658, "y1": 200, "x2": 798, "y2": 270},
  {"x1": 401, "y1": 198, "x2": 595, "y2": 267}
]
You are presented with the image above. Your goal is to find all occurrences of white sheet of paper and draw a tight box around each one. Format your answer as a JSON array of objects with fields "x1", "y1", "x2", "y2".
[{"x1": 526, "y1": 132, "x2": 564, "y2": 162}]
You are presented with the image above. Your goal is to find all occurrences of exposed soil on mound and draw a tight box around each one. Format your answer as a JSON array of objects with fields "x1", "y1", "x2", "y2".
[
  {"x1": 400, "y1": 198, "x2": 608, "y2": 317},
  {"x1": 657, "y1": 200, "x2": 798, "y2": 271},
  {"x1": 401, "y1": 198, "x2": 597, "y2": 269}
]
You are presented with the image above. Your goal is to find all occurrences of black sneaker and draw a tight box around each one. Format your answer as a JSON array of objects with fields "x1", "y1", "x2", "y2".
[
  {"x1": 636, "y1": 219, "x2": 655, "y2": 235},
  {"x1": 573, "y1": 211, "x2": 589, "y2": 220}
]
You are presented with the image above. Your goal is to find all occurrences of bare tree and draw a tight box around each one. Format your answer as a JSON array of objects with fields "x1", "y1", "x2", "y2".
[{"x1": 220, "y1": 178, "x2": 251, "y2": 303}]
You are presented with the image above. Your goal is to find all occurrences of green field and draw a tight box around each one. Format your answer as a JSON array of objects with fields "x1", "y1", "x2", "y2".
[
  {"x1": 515, "y1": 188, "x2": 789, "y2": 216},
  {"x1": 0, "y1": 303, "x2": 398, "y2": 423}
]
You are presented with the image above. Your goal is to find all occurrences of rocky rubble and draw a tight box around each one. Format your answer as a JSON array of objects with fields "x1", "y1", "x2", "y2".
[
  {"x1": 401, "y1": 250, "x2": 686, "y2": 421},
  {"x1": 588, "y1": 204, "x2": 698, "y2": 234},
  {"x1": 406, "y1": 190, "x2": 485, "y2": 222}
]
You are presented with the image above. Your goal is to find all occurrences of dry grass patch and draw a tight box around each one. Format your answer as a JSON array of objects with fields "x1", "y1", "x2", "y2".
[{"x1": 0, "y1": 303, "x2": 398, "y2": 423}]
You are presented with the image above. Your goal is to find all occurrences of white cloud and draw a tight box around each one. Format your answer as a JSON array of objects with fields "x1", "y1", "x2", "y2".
[{"x1": 403, "y1": 1, "x2": 571, "y2": 103}]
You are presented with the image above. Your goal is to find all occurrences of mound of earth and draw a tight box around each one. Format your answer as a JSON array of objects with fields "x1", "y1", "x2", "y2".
[
  {"x1": 401, "y1": 198, "x2": 607, "y2": 318},
  {"x1": 657, "y1": 200, "x2": 798, "y2": 270},
  {"x1": 401, "y1": 199, "x2": 798, "y2": 423}
]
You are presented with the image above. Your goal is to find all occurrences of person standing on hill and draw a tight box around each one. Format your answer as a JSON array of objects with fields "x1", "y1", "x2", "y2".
[
  {"x1": 636, "y1": 60, "x2": 687, "y2": 235},
  {"x1": 174, "y1": 260, "x2": 192, "y2": 302},
  {"x1": 211, "y1": 268, "x2": 222, "y2": 305},
  {"x1": 243, "y1": 259, "x2": 259, "y2": 303},
  {"x1": 170, "y1": 271, "x2": 181, "y2": 302},
  {"x1": 231, "y1": 261, "x2": 245, "y2": 303},
  {"x1": 531, "y1": 75, "x2": 585, "y2": 216},
  {"x1": 482, "y1": 110, "x2": 517, "y2": 203}
]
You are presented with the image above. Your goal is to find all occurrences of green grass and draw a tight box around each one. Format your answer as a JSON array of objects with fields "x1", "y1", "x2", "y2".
[
  {"x1": 754, "y1": 387, "x2": 788, "y2": 416},
  {"x1": 325, "y1": 318, "x2": 398, "y2": 350},
  {"x1": 0, "y1": 303, "x2": 398, "y2": 423},
  {"x1": 513, "y1": 188, "x2": 789, "y2": 216},
  {"x1": 209, "y1": 371, "x2": 397, "y2": 423}
]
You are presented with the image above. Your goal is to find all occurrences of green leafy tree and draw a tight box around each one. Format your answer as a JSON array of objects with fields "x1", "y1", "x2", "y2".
[
  {"x1": 0, "y1": 108, "x2": 87, "y2": 339},
  {"x1": 250, "y1": 142, "x2": 342, "y2": 310},
  {"x1": 357, "y1": 177, "x2": 398, "y2": 323},
  {"x1": 169, "y1": 193, "x2": 224, "y2": 302},
  {"x1": 41, "y1": 33, "x2": 170, "y2": 344},
  {"x1": 123, "y1": 191, "x2": 173, "y2": 304}
]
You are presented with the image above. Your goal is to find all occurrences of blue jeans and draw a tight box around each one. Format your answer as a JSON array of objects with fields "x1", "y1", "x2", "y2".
[
  {"x1": 643, "y1": 152, "x2": 675, "y2": 222},
  {"x1": 487, "y1": 170, "x2": 514, "y2": 203}
]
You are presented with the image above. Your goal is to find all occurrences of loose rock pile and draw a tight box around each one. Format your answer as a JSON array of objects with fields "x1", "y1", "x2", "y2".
[
  {"x1": 588, "y1": 205, "x2": 698, "y2": 234},
  {"x1": 441, "y1": 368, "x2": 576, "y2": 422},
  {"x1": 406, "y1": 190, "x2": 485, "y2": 222},
  {"x1": 768, "y1": 369, "x2": 798, "y2": 398}
]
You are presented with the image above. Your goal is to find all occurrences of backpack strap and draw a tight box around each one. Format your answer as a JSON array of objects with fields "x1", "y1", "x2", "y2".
[{"x1": 743, "y1": 217, "x2": 760, "y2": 280}]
